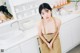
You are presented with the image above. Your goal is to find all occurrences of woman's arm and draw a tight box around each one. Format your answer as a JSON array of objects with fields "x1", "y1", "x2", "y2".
[
  {"x1": 37, "y1": 22, "x2": 49, "y2": 45},
  {"x1": 50, "y1": 18, "x2": 61, "y2": 44}
]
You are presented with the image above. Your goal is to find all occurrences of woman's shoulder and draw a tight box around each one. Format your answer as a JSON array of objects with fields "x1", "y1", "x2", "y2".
[
  {"x1": 54, "y1": 17, "x2": 62, "y2": 26},
  {"x1": 37, "y1": 20, "x2": 43, "y2": 28}
]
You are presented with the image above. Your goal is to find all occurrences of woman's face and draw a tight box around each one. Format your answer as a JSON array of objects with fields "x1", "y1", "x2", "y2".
[
  {"x1": 41, "y1": 9, "x2": 52, "y2": 20},
  {"x1": 0, "y1": 11, "x2": 7, "y2": 21}
]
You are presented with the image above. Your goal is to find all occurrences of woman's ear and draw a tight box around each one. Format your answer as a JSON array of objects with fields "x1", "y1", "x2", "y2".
[
  {"x1": 51, "y1": 13, "x2": 53, "y2": 17},
  {"x1": 41, "y1": 14, "x2": 43, "y2": 19}
]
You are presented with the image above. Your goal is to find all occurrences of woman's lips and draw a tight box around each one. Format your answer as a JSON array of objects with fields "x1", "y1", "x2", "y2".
[{"x1": 46, "y1": 17, "x2": 49, "y2": 19}]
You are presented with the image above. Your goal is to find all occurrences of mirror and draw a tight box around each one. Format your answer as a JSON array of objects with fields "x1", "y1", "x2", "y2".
[{"x1": 0, "y1": 0, "x2": 16, "y2": 27}]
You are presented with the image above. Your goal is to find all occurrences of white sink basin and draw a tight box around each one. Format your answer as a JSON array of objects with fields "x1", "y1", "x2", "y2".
[
  {"x1": 0, "y1": 27, "x2": 37, "y2": 49},
  {"x1": 0, "y1": 29, "x2": 23, "y2": 44}
]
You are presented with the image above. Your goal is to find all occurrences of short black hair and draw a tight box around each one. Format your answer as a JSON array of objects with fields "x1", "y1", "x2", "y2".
[
  {"x1": 39, "y1": 3, "x2": 52, "y2": 14},
  {"x1": 0, "y1": 5, "x2": 13, "y2": 19}
]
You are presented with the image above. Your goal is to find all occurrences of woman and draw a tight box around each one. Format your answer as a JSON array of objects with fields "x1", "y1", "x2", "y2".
[
  {"x1": 37, "y1": 3, "x2": 61, "y2": 53},
  {"x1": 0, "y1": 5, "x2": 13, "y2": 23}
]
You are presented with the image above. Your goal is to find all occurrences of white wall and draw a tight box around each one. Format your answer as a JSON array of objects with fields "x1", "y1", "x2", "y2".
[{"x1": 0, "y1": 0, "x2": 5, "y2": 5}]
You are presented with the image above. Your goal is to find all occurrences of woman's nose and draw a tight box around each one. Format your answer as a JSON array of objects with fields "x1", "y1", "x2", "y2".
[{"x1": 45, "y1": 13, "x2": 48, "y2": 16}]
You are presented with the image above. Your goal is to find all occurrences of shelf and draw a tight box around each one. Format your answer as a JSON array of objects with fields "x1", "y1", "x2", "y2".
[
  {"x1": 14, "y1": 0, "x2": 41, "y2": 14},
  {"x1": 12, "y1": 0, "x2": 42, "y2": 22},
  {"x1": 16, "y1": 9, "x2": 38, "y2": 20},
  {"x1": 17, "y1": 13, "x2": 39, "y2": 21},
  {"x1": 15, "y1": 6, "x2": 38, "y2": 14}
]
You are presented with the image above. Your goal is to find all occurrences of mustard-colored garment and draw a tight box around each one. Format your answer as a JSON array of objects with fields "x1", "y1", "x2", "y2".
[
  {"x1": 43, "y1": 33, "x2": 54, "y2": 42},
  {"x1": 38, "y1": 35, "x2": 61, "y2": 53}
]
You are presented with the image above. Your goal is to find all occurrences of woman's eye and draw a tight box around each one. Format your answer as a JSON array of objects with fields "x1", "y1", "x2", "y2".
[
  {"x1": 42, "y1": 13, "x2": 44, "y2": 15},
  {"x1": 45, "y1": 10, "x2": 49, "y2": 12}
]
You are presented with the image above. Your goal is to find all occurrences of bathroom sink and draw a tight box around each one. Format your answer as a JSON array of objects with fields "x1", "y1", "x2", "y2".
[
  {"x1": 0, "y1": 27, "x2": 37, "y2": 49},
  {"x1": 0, "y1": 29, "x2": 23, "y2": 44}
]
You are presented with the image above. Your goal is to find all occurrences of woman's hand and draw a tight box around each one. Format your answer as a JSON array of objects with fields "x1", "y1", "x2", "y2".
[
  {"x1": 47, "y1": 42, "x2": 52, "y2": 50},
  {"x1": 50, "y1": 42, "x2": 53, "y2": 49},
  {"x1": 47, "y1": 43, "x2": 51, "y2": 49}
]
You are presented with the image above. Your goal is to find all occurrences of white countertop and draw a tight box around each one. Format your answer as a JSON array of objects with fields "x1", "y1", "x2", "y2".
[
  {"x1": 0, "y1": 26, "x2": 38, "y2": 50},
  {"x1": 60, "y1": 11, "x2": 80, "y2": 24},
  {"x1": 52, "y1": 2, "x2": 80, "y2": 24}
]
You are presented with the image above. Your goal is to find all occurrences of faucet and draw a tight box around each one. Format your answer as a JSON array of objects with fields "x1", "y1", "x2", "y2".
[{"x1": 10, "y1": 21, "x2": 25, "y2": 32}]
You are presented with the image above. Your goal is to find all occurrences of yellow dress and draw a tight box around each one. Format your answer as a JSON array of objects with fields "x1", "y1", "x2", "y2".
[{"x1": 38, "y1": 20, "x2": 61, "y2": 53}]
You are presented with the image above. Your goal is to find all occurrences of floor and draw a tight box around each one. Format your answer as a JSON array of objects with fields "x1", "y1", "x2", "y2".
[{"x1": 67, "y1": 44, "x2": 80, "y2": 53}]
